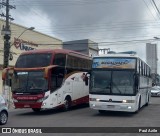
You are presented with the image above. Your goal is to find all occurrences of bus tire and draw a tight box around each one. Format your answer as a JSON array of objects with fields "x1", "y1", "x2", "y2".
[
  {"x1": 99, "y1": 110, "x2": 106, "y2": 114},
  {"x1": 64, "y1": 96, "x2": 71, "y2": 111},
  {"x1": 138, "y1": 97, "x2": 141, "y2": 111},
  {"x1": 135, "y1": 97, "x2": 141, "y2": 113},
  {"x1": 32, "y1": 108, "x2": 41, "y2": 112},
  {"x1": 145, "y1": 95, "x2": 149, "y2": 106}
]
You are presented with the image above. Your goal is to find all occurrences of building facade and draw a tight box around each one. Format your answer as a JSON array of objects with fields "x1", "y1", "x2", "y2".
[
  {"x1": 0, "y1": 19, "x2": 62, "y2": 94},
  {"x1": 63, "y1": 39, "x2": 99, "y2": 57},
  {"x1": 146, "y1": 43, "x2": 158, "y2": 84}
]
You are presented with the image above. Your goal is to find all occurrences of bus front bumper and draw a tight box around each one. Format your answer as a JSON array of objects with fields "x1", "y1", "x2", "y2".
[
  {"x1": 14, "y1": 102, "x2": 42, "y2": 109},
  {"x1": 89, "y1": 102, "x2": 137, "y2": 112}
]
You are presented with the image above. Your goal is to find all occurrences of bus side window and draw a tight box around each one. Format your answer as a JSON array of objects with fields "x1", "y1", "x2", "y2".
[
  {"x1": 134, "y1": 73, "x2": 139, "y2": 91},
  {"x1": 53, "y1": 54, "x2": 66, "y2": 66}
]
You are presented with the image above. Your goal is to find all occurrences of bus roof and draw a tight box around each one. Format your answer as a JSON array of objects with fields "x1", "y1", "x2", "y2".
[
  {"x1": 20, "y1": 49, "x2": 92, "y2": 59},
  {"x1": 96, "y1": 53, "x2": 139, "y2": 58}
]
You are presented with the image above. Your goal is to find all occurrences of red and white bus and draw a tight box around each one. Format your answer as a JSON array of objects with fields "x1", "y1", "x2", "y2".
[{"x1": 2, "y1": 49, "x2": 91, "y2": 112}]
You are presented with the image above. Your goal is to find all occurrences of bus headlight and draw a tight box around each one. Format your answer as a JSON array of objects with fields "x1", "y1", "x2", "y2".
[
  {"x1": 128, "y1": 106, "x2": 132, "y2": 109},
  {"x1": 122, "y1": 100, "x2": 135, "y2": 103},
  {"x1": 37, "y1": 95, "x2": 49, "y2": 102}
]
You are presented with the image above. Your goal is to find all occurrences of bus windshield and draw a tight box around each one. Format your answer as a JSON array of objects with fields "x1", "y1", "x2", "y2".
[
  {"x1": 90, "y1": 70, "x2": 134, "y2": 95},
  {"x1": 11, "y1": 71, "x2": 48, "y2": 93},
  {"x1": 15, "y1": 53, "x2": 52, "y2": 68}
]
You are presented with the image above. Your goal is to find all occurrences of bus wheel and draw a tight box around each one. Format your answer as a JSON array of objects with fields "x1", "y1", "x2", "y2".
[
  {"x1": 99, "y1": 110, "x2": 106, "y2": 114},
  {"x1": 145, "y1": 95, "x2": 149, "y2": 106},
  {"x1": 64, "y1": 97, "x2": 71, "y2": 111},
  {"x1": 135, "y1": 97, "x2": 141, "y2": 113},
  {"x1": 138, "y1": 97, "x2": 141, "y2": 110},
  {"x1": 32, "y1": 108, "x2": 41, "y2": 112}
]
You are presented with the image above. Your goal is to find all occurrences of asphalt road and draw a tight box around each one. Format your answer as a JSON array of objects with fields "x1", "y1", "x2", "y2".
[{"x1": 1, "y1": 97, "x2": 160, "y2": 136}]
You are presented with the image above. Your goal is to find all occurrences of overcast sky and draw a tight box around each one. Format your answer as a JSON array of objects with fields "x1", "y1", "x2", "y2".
[{"x1": 1, "y1": 0, "x2": 160, "y2": 72}]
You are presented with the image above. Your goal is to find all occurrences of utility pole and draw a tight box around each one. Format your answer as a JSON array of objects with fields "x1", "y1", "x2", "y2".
[
  {"x1": 0, "y1": 0, "x2": 15, "y2": 108},
  {"x1": 0, "y1": 0, "x2": 15, "y2": 68}
]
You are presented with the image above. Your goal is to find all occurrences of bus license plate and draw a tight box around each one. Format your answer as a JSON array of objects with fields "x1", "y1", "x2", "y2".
[
  {"x1": 107, "y1": 105, "x2": 115, "y2": 108},
  {"x1": 24, "y1": 105, "x2": 30, "y2": 108}
]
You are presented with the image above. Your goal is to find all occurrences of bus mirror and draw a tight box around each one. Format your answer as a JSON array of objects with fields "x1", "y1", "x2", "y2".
[
  {"x1": 44, "y1": 68, "x2": 49, "y2": 79},
  {"x1": 44, "y1": 65, "x2": 58, "y2": 79},
  {"x1": 2, "y1": 68, "x2": 14, "y2": 80},
  {"x1": 85, "y1": 73, "x2": 90, "y2": 86},
  {"x1": 2, "y1": 68, "x2": 13, "y2": 87},
  {"x1": 2, "y1": 68, "x2": 7, "y2": 80},
  {"x1": 85, "y1": 76, "x2": 88, "y2": 86}
]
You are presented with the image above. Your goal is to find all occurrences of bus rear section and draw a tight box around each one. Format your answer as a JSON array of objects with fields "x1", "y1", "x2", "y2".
[{"x1": 89, "y1": 54, "x2": 152, "y2": 113}]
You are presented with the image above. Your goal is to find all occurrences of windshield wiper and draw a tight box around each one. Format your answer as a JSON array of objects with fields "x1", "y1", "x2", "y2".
[
  {"x1": 13, "y1": 87, "x2": 26, "y2": 93},
  {"x1": 29, "y1": 88, "x2": 45, "y2": 92},
  {"x1": 30, "y1": 88, "x2": 41, "y2": 90},
  {"x1": 112, "y1": 82, "x2": 122, "y2": 94}
]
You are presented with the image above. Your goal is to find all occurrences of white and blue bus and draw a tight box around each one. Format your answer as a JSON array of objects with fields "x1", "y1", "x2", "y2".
[{"x1": 89, "y1": 53, "x2": 152, "y2": 113}]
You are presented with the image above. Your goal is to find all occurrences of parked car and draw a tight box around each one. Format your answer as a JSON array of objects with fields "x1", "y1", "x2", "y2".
[
  {"x1": 151, "y1": 86, "x2": 160, "y2": 97},
  {"x1": 0, "y1": 95, "x2": 8, "y2": 125}
]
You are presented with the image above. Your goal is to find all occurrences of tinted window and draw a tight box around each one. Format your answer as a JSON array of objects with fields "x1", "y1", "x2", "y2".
[
  {"x1": 53, "y1": 54, "x2": 66, "y2": 66},
  {"x1": 11, "y1": 71, "x2": 48, "y2": 93},
  {"x1": 90, "y1": 70, "x2": 111, "y2": 94},
  {"x1": 90, "y1": 70, "x2": 134, "y2": 95},
  {"x1": 112, "y1": 71, "x2": 134, "y2": 95},
  {"x1": 15, "y1": 54, "x2": 52, "y2": 68},
  {"x1": 67, "y1": 55, "x2": 91, "y2": 69}
]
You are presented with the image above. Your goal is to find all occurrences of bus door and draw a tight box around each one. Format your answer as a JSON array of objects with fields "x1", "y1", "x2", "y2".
[{"x1": 50, "y1": 67, "x2": 65, "y2": 105}]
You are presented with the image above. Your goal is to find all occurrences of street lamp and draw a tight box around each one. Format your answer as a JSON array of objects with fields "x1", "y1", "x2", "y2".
[
  {"x1": 2, "y1": 26, "x2": 35, "y2": 68},
  {"x1": 9, "y1": 27, "x2": 35, "y2": 61},
  {"x1": 17, "y1": 27, "x2": 35, "y2": 39},
  {"x1": 154, "y1": 37, "x2": 160, "y2": 40}
]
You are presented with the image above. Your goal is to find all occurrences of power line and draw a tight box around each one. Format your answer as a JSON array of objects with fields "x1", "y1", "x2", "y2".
[
  {"x1": 5, "y1": 0, "x2": 160, "y2": 47},
  {"x1": 26, "y1": 38, "x2": 155, "y2": 46},
  {"x1": 14, "y1": 0, "x2": 130, "y2": 6},
  {"x1": 143, "y1": 0, "x2": 157, "y2": 20},
  {"x1": 9, "y1": 0, "x2": 160, "y2": 40},
  {"x1": 10, "y1": 21, "x2": 160, "y2": 34},
  {"x1": 152, "y1": 0, "x2": 160, "y2": 17},
  {"x1": 150, "y1": 0, "x2": 160, "y2": 19}
]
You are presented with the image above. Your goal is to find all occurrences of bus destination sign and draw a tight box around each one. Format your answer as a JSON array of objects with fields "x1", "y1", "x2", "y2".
[{"x1": 92, "y1": 58, "x2": 136, "y2": 69}]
